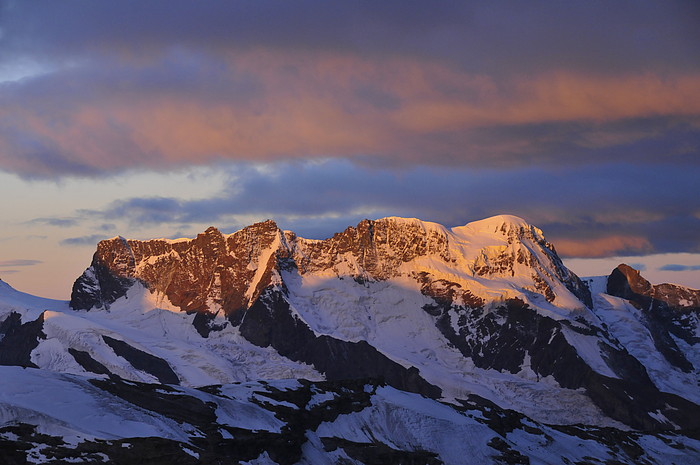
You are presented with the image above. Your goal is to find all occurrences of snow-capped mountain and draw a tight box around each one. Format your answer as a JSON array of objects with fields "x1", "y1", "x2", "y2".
[{"x1": 1, "y1": 215, "x2": 699, "y2": 464}]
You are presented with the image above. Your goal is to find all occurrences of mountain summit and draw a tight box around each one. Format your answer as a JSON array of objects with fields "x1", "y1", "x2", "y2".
[
  {"x1": 71, "y1": 215, "x2": 591, "y2": 318},
  {"x1": 2, "y1": 215, "x2": 699, "y2": 464}
]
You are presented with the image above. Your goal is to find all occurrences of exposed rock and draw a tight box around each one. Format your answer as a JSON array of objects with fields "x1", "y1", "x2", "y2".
[
  {"x1": 70, "y1": 221, "x2": 282, "y2": 315},
  {"x1": 0, "y1": 312, "x2": 45, "y2": 368},
  {"x1": 290, "y1": 217, "x2": 451, "y2": 279},
  {"x1": 607, "y1": 264, "x2": 699, "y2": 372},
  {"x1": 191, "y1": 310, "x2": 226, "y2": 338},
  {"x1": 69, "y1": 216, "x2": 592, "y2": 319},
  {"x1": 68, "y1": 348, "x2": 113, "y2": 376},
  {"x1": 238, "y1": 288, "x2": 441, "y2": 399},
  {"x1": 89, "y1": 377, "x2": 215, "y2": 426},
  {"x1": 321, "y1": 437, "x2": 443, "y2": 465},
  {"x1": 3, "y1": 374, "x2": 697, "y2": 465},
  {"x1": 424, "y1": 298, "x2": 700, "y2": 431},
  {"x1": 102, "y1": 335, "x2": 179, "y2": 385},
  {"x1": 607, "y1": 264, "x2": 654, "y2": 299},
  {"x1": 70, "y1": 258, "x2": 136, "y2": 311},
  {"x1": 487, "y1": 436, "x2": 530, "y2": 465}
]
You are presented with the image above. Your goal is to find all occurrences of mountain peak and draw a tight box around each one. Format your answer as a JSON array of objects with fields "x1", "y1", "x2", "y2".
[
  {"x1": 465, "y1": 214, "x2": 529, "y2": 230},
  {"x1": 375, "y1": 216, "x2": 445, "y2": 228},
  {"x1": 467, "y1": 214, "x2": 529, "y2": 229},
  {"x1": 607, "y1": 263, "x2": 653, "y2": 298},
  {"x1": 69, "y1": 214, "x2": 596, "y2": 318},
  {"x1": 453, "y1": 214, "x2": 542, "y2": 241}
]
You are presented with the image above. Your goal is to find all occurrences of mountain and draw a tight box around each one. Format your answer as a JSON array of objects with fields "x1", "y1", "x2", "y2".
[{"x1": 1, "y1": 215, "x2": 699, "y2": 464}]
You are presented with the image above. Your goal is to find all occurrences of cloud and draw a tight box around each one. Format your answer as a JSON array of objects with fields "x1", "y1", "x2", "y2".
[
  {"x1": 27, "y1": 217, "x2": 79, "y2": 227},
  {"x1": 659, "y1": 264, "x2": 700, "y2": 272},
  {"x1": 1, "y1": 57, "x2": 698, "y2": 178},
  {"x1": 551, "y1": 236, "x2": 654, "y2": 259},
  {"x1": 2, "y1": 1, "x2": 697, "y2": 75},
  {"x1": 0, "y1": 2, "x2": 698, "y2": 177},
  {"x1": 0, "y1": 259, "x2": 42, "y2": 267},
  {"x1": 60, "y1": 235, "x2": 108, "y2": 247},
  {"x1": 75, "y1": 159, "x2": 700, "y2": 256}
]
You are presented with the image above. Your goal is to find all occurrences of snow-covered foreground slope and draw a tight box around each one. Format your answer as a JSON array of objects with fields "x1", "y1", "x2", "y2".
[
  {"x1": 1, "y1": 215, "x2": 699, "y2": 463},
  {"x1": 0, "y1": 367, "x2": 697, "y2": 465}
]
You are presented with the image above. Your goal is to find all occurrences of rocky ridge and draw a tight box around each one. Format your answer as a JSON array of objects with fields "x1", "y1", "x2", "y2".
[
  {"x1": 71, "y1": 215, "x2": 591, "y2": 318},
  {"x1": 607, "y1": 264, "x2": 699, "y2": 373}
]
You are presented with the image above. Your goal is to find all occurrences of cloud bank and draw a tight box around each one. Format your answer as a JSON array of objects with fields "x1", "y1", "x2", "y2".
[
  {"x1": 0, "y1": 1, "x2": 698, "y2": 177},
  {"x1": 659, "y1": 264, "x2": 700, "y2": 272},
  {"x1": 65, "y1": 159, "x2": 699, "y2": 258},
  {"x1": 59, "y1": 235, "x2": 109, "y2": 247},
  {"x1": 0, "y1": 260, "x2": 42, "y2": 267}
]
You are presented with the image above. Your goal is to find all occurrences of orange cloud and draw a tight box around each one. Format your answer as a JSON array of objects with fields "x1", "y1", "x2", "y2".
[
  {"x1": 392, "y1": 71, "x2": 700, "y2": 132},
  {"x1": 2, "y1": 50, "x2": 700, "y2": 175},
  {"x1": 552, "y1": 235, "x2": 654, "y2": 258}
]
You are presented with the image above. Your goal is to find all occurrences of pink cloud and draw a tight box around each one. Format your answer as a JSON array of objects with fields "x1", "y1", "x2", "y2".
[
  {"x1": 553, "y1": 235, "x2": 654, "y2": 258},
  {"x1": 1, "y1": 51, "x2": 699, "y2": 176}
]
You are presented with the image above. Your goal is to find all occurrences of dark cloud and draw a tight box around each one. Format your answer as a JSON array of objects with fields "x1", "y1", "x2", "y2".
[
  {"x1": 0, "y1": 259, "x2": 42, "y2": 267},
  {"x1": 59, "y1": 235, "x2": 108, "y2": 247},
  {"x1": 27, "y1": 217, "x2": 79, "y2": 227},
  {"x1": 2, "y1": 1, "x2": 697, "y2": 74},
  {"x1": 659, "y1": 264, "x2": 700, "y2": 272},
  {"x1": 79, "y1": 159, "x2": 699, "y2": 256},
  {"x1": 82, "y1": 197, "x2": 185, "y2": 226}
]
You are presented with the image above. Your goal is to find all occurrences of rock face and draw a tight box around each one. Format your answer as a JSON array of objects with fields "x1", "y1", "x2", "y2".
[
  {"x1": 607, "y1": 264, "x2": 699, "y2": 372},
  {"x1": 0, "y1": 311, "x2": 45, "y2": 368},
  {"x1": 71, "y1": 220, "x2": 282, "y2": 315}
]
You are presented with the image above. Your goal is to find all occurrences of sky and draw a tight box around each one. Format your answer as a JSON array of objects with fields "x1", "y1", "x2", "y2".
[{"x1": 1, "y1": 1, "x2": 699, "y2": 299}]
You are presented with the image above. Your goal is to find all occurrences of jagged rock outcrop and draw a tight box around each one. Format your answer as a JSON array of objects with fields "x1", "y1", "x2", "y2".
[
  {"x1": 0, "y1": 311, "x2": 45, "y2": 368},
  {"x1": 607, "y1": 264, "x2": 700, "y2": 315},
  {"x1": 287, "y1": 217, "x2": 451, "y2": 278},
  {"x1": 607, "y1": 264, "x2": 699, "y2": 372},
  {"x1": 71, "y1": 220, "x2": 282, "y2": 314}
]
